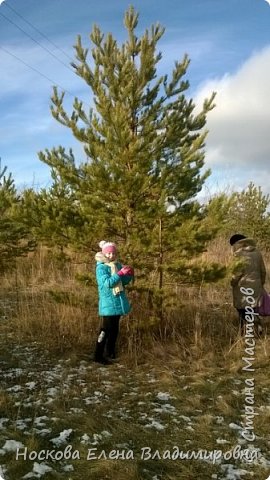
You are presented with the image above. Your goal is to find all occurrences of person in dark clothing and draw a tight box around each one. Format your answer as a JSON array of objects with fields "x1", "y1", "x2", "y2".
[
  {"x1": 94, "y1": 241, "x2": 134, "y2": 364},
  {"x1": 230, "y1": 234, "x2": 266, "y2": 335}
]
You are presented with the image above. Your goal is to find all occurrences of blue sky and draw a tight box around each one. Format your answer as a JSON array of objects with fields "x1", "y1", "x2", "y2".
[{"x1": 0, "y1": 0, "x2": 270, "y2": 197}]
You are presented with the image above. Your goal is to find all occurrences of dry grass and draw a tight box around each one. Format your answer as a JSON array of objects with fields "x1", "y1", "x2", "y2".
[
  {"x1": 1, "y1": 238, "x2": 268, "y2": 360},
  {"x1": 0, "y1": 240, "x2": 270, "y2": 479}
]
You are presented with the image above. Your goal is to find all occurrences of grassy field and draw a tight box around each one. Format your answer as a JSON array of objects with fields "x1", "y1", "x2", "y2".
[{"x1": 0, "y1": 244, "x2": 270, "y2": 480}]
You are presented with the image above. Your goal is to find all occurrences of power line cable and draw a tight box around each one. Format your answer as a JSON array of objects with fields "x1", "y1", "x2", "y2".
[
  {"x1": 0, "y1": 44, "x2": 82, "y2": 103},
  {"x1": 3, "y1": 1, "x2": 74, "y2": 62},
  {"x1": 0, "y1": 9, "x2": 74, "y2": 73},
  {"x1": 0, "y1": 5, "x2": 91, "y2": 108}
]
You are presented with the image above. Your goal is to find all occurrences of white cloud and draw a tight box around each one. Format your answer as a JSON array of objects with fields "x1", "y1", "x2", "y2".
[
  {"x1": 194, "y1": 46, "x2": 270, "y2": 192},
  {"x1": 196, "y1": 46, "x2": 270, "y2": 168}
]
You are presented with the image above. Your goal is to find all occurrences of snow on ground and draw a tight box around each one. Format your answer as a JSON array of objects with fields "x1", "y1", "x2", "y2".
[
  {"x1": 22, "y1": 462, "x2": 53, "y2": 479},
  {"x1": 0, "y1": 440, "x2": 24, "y2": 454},
  {"x1": 50, "y1": 429, "x2": 73, "y2": 447},
  {"x1": 0, "y1": 464, "x2": 7, "y2": 478},
  {"x1": 220, "y1": 464, "x2": 253, "y2": 479},
  {"x1": 0, "y1": 333, "x2": 270, "y2": 480},
  {"x1": 156, "y1": 392, "x2": 171, "y2": 402}
]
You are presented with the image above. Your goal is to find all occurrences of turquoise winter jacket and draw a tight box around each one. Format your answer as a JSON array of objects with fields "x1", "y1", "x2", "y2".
[{"x1": 96, "y1": 260, "x2": 132, "y2": 316}]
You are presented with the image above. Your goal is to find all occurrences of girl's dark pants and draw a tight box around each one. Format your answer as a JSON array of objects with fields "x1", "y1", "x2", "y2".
[
  {"x1": 237, "y1": 308, "x2": 246, "y2": 333},
  {"x1": 237, "y1": 308, "x2": 262, "y2": 335},
  {"x1": 94, "y1": 315, "x2": 120, "y2": 361}
]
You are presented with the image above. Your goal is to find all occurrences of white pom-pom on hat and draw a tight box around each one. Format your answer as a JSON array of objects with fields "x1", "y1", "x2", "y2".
[{"x1": 99, "y1": 240, "x2": 107, "y2": 249}]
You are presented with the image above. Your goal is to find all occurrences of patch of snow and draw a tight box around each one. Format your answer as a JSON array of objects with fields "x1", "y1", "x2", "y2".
[
  {"x1": 252, "y1": 451, "x2": 270, "y2": 468},
  {"x1": 10, "y1": 368, "x2": 23, "y2": 377},
  {"x1": 46, "y1": 387, "x2": 58, "y2": 397},
  {"x1": 157, "y1": 392, "x2": 170, "y2": 401},
  {"x1": 91, "y1": 433, "x2": 103, "y2": 445},
  {"x1": 115, "y1": 442, "x2": 130, "y2": 449},
  {"x1": 34, "y1": 416, "x2": 49, "y2": 427},
  {"x1": 229, "y1": 423, "x2": 242, "y2": 431},
  {"x1": 216, "y1": 438, "x2": 230, "y2": 444},
  {"x1": 32, "y1": 428, "x2": 52, "y2": 437},
  {"x1": 153, "y1": 404, "x2": 176, "y2": 415},
  {"x1": 94, "y1": 391, "x2": 103, "y2": 397},
  {"x1": 259, "y1": 405, "x2": 270, "y2": 412},
  {"x1": 179, "y1": 415, "x2": 192, "y2": 422},
  {"x1": 33, "y1": 462, "x2": 53, "y2": 475},
  {"x1": 81, "y1": 434, "x2": 90, "y2": 444},
  {"x1": 22, "y1": 472, "x2": 40, "y2": 479},
  {"x1": 84, "y1": 397, "x2": 101, "y2": 405},
  {"x1": 0, "y1": 419, "x2": 9, "y2": 429},
  {"x1": 145, "y1": 419, "x2": 165, "y2": 431},
  {"x1": 50, "y1": 429, "x2": 73, "y2": 447},
  {"x1": 68, "y1": 408, "x2": 85, "y2": 414},
  {"x1": 140, "y1": 413, "x2": 148, "y2": 420},
  {"x1": 81, "y1": 431, "x2": 111, "y2": 446},
  {"x1": 215, "y1": 416, "x2": 224, "y2": 424},
  {"x1": 6, "y1": 385, "x2": 22, "y2": 393},
  {"x1": 101, "y1": 430, "x2": 112, "y2": 438},
  {"x1": 0, "y1": 464, "x2": 7, "y2": 478},
  {"x1": 0, "y1": 439, "x2": 24, "y2": 453},
  {"x1": 25, "y1": 382, "x2": 36, "y2": 390},
  {"x1": 62, "y1": 464, "x2": 74, "y2": 472},
  {"x1": 220, "y1": 464, "x2": 251, "y2": 479},
  {"x1": 16, "y1": 419, "x2": 29, "y2": 431},
  {"x1": 115, "y1": 408, "x2": 131, "y2": 420}
]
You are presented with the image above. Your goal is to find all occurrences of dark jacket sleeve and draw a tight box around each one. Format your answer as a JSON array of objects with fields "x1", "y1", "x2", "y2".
[
  {"x1": 260, "y1": 254, "x2": 266, "y2": 285},
  {"x1": 121, "y1": 275, "x2": 133, "y2": 286}
]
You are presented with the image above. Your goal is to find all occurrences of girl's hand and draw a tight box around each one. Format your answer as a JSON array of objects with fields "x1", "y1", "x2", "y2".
[{"x1": 118, "y1": 266, "x2": 133, "y2": 276}]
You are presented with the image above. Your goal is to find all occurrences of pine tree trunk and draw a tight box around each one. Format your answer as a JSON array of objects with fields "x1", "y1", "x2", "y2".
[
  {"x1": 158, "y1": 218, "x2": 164, "y2": 322},
  {"x1": 159, "y1": 218, "x2": 163, "y2": 290}
]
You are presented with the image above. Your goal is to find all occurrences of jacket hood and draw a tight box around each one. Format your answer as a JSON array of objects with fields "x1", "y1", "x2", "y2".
[
  {"x1": 233, "y1": 237, "x2": 257, "y2": 253},
  {"x1": 95, "y1": 252, "x2": 108, "y2": 263}
]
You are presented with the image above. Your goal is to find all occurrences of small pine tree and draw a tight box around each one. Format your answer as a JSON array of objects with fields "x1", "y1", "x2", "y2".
[
  {"x1": 20, "y1": 168, "x2": 86, "y2": 254},
  {"x1": 221, "y1": 183, "x2": 270, "y2": 250},
  {"x1": 0, "y1": 165, "x2": 35, "y2": 274}
]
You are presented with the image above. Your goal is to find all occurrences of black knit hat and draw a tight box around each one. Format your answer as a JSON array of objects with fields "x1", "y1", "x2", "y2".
[{"x1": 229, "y1": 234, "x2": 246, "y2": 246}]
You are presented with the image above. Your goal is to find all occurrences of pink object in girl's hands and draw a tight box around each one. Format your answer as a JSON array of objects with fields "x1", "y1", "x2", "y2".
[{"x1": 117, "y1": 266, "x2": 132, "y2": 276}]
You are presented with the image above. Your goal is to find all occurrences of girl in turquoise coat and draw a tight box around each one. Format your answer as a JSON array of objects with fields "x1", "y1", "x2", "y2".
[{"x1": 94, "y1": 240, "x2": 134, "y2": 364}]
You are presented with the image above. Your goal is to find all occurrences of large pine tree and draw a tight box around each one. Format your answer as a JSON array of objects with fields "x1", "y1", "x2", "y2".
[{"x1": 39, "y1": 7, "x2": 223, "y2": 306}]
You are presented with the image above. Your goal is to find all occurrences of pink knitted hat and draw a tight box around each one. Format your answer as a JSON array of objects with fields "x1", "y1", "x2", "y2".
[{"x1": 99, "y1": 240, "x2": 117, "y2": 255}]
